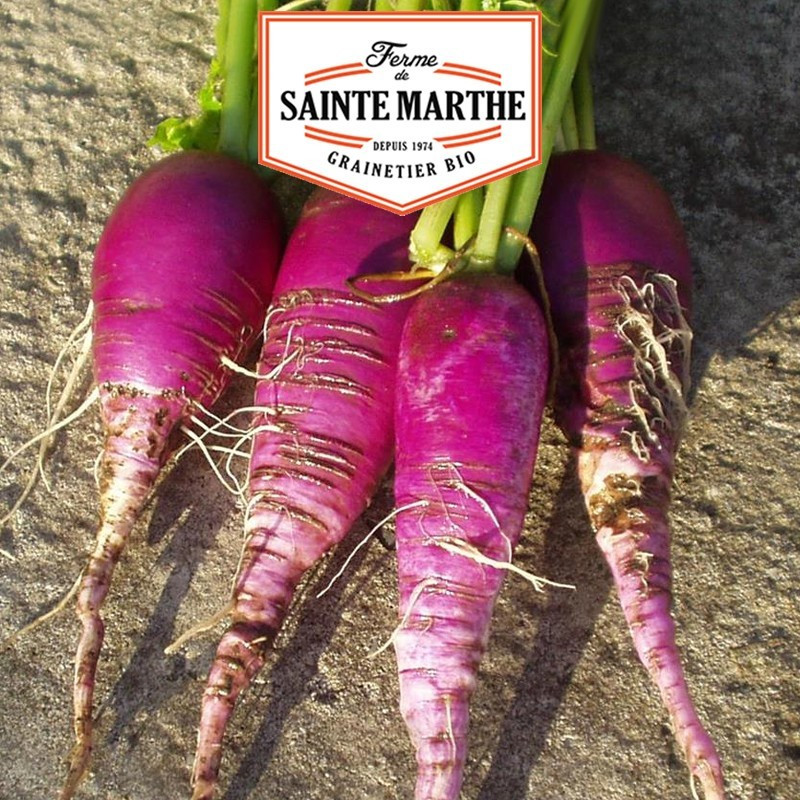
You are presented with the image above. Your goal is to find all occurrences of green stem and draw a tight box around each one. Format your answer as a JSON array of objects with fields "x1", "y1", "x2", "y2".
[
  {"x1": 326, "y1": 0, "x2": 352, "y2": 8},
  {"x1": 396, "y1": 0, "x2": 424, "y2": 8},
  {"x1": 278, "y1": 0, "x2": 325, "y2": 10},
  {"x1": 219, "y1": 0, "x2": 257, "y2": 161},
  {"x1": 573, "y1": 0, "x2": 601, "y2": 149},
  {"x1": 573, "y1": 54, "x2": 595, "y2": 149},
  {"x1": 457, "y1": 0, "x2": 567, "y2": 272},
  {"x1": 542, "y1": 4, "x2": 567, "y2": 44},
  {"x1": 553, "y1": 124, "x2": 566, "y2": 153},
  {"x1": 469, "y1": 176, "x2": 513, "y2": 270},
  {"x1": 496, "y1": 0, "x2": 597, "y2": 271},
  {"x1": 408, "y1": 0, "x2": 577, "y2": 271},
  {"x1": 541, "y1": 0, "x2": 567, "y2": 21},
  {"x1": 560, "y1": 91, "x2": 580, "y2": 151},
  {"x1": 411, "y1": 198, "x2": 458, "y2": 268},
  {"x1": 459, "y1": 0, "x2": 481, "y2": 8},
  {"x1": 248, "y1": 77, "x2": 259, "y2": 164},
  {"x1": 216, "y1": 0, "x2": 231, "y2": 66},
  {"x1": 247, "y1": 2, "x2": 279, "y2": 162},
  {"x1": 541, "y1": 0, "x2": 568, "y2": 113},
  {"x1": 453, "y1": 189, "x2": 484, "y2": 249}
]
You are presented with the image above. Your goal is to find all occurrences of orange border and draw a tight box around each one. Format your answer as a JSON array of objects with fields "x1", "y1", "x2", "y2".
[
  {"x1": 305, "y1": 69, "x2": 372, "y2": 86},
  {"x1": 441, "y1": 131, "x2": 502, "y2": 148},
  {"x1": 433, "y1": 69, "x2": 502, "y2": 86},
  {"x1": 441, "y1": 61, "x2": 502, "y2": 79},
  {"x1": 304, "y1": 132, "x2": 365, "y2": 149},
  {"x1": 305, "y1": 125, "x2": 372, "y2": 142},
  {"x1": 305, "y1": 62, "x2": 363, "y2": 79},
  {"x1": 434, "y1": 125, "x2": 502, "y2": 142},
  {"x1": 258, "y1": 12, "x2": 542, "y2": 215}
]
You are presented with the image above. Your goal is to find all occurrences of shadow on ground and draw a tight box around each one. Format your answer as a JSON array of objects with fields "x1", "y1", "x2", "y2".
[{"x1": 105, "y1": 451, "x2": 236, "y2": 744}]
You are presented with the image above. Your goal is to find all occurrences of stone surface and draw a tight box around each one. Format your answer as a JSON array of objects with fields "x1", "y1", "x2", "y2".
[{"x1": 0, "y1": 2, "x2": 798, "y2": 799}]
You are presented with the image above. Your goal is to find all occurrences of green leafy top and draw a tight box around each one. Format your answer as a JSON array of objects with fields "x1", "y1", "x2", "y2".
[{"x1": 148, "y1": 61, "x2": 223, "y2": 153}]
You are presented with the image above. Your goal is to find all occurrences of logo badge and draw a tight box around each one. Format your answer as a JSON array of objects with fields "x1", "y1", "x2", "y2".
[{"x1": 258, "y1": 12, "x2": 542, "y2": 215}]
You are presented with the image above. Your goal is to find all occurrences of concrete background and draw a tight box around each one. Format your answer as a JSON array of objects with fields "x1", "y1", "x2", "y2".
[{"x1": 1, "y1": 2, "x2": 798, "y2": 799}]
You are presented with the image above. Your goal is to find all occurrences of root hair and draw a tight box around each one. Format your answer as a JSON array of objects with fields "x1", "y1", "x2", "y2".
[
  {"x1": 369, "y1": 577, "x2": 440, "y2": 659},
  {"x1": 164, "y1": 601, "x2": 234, "y2": 655},
  {"x1": 432, "y1": 537, "x2": 574, "y2": 593},
  {"x1": 1, "y1": 571, "x2": 83, "y2": 648},
  {"x1": 316, "y1": 500, "x2": 428, "y2": 599},
  {"x1": 0, "y1": 386, "x2": 99, "y2": 525},
  {"x1": 615, "y1": 272, "x2": 692, "y2": 456},
  {"x1": 1, "y1": 306, "x2": 96, "y2": 529}
]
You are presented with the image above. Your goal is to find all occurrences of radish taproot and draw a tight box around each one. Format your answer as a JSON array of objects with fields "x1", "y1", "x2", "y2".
[
  {"x1": 392, "y1": 273, "x2": 551, "y2": 800},
  {"x1": 62, "y1": 150, "x2": 282, "y2": 799},
  {"x1": 379, "y1": 2, "x2": 597, "y2": 789},
  {"x1": 190, "y1": 189, "x2": 418, "y2": 800},
  {"x1": 531, "y1": 149, "x2": 725, "y2": 799}
]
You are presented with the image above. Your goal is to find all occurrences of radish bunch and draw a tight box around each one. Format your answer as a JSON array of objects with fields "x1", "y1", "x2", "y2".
[{"x1": 1, "y1": 0, "x2": 730, "y2": 797}]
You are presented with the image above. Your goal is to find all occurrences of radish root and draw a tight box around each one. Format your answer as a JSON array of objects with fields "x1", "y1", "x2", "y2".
[
  {"x1": 316, "y1": 500, "x2": 428, "y2": 599},
  {"x1": 1, "y1": 310, "x2": 96, "y2": 531},
  {"x1": 572, "y1": 264, "x2": 723, "y2": 800},
  {"x1": 62, "y1": 391, "x2": 188, "y2": 799},
  {"x1": 164, "y1": 601, "x2": 234, "y2": 656},
  {"x1": 615, "y1": 272, "x2": 692, "y2": 455},
  {"x1": 1, "y1": 571, "x2": 83, "y2": 649},
  {"x1": 369, "y1": 576, "x2": 440, "y2": 659},
  {"x1": 432, "y1": 537, "x2": 575, "y2": 593}
]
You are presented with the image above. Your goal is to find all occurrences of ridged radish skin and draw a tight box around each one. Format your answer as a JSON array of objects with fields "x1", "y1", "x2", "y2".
[
  {"x1": 532, "y1": 150, "x2": 725, "y2": 800},
  {"x1": 191, "y1": 190, "x2": 418, "y2": 800},
  {"x1": 64, "y1": 151, "x2": 282, "y2": 799},
  {"x1": 392, "y1": 274, "x2": 550, "y2": 800}
]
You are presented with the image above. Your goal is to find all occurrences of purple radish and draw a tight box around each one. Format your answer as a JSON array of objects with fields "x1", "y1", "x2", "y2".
[
  {"x1": 191, "y1": 190, "x2": 418, "y2": 800},
  {"x1": 392, "y1": 273, "x2": 551, "y2": 800},
  {"x1": 62, "y1": 150, "x2": 282, "y2": 799},
  {"x1": 531, "y1": 149, "x2": 725, "y2": 799}
]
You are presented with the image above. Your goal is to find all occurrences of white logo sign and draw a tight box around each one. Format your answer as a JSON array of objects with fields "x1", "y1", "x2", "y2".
[{"x1": 258, "y1": 12, "x2": 542, "y2": 215}]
